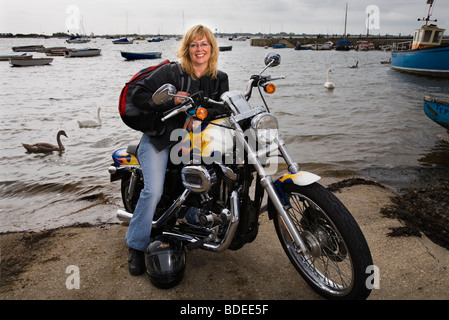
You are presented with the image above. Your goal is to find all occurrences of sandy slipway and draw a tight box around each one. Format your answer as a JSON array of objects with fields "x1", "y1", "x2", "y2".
[{"x1": 1, "y1": 178, "x2": 448, "y2": 300}]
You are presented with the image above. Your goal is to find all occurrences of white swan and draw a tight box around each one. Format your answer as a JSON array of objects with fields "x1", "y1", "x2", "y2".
[
  {"x1": 78, "y1": 107, "x2": 102, "y2": 128},
  {"x1": 350, "y1": 61, "x2": 359, "y2": 68},
  {"x1": 324, "y1": 69, "x2": 335, "y2": 89}
]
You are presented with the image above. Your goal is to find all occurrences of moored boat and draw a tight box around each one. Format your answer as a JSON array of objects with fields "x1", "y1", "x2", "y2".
[
  {"x1": 322, "y1": 41, "x2": 334, "y2": 50},
  {"x1": 423, "y1": 96, "x2": 449, "y2": 131},
  {"x1": 66, "y1": 36, "x2": 91, "y2": 44},
  {"x1": 9, "y1": 58, "x2": 53, "y2": 67},
  {"x1": 113, "y1": 37, "x2": 134, "y2": 44},
  {"x1": 63, "y1": 48, "x2": 101, "y2": 58},
  {"x1": 219, "y1": 46, "x2": 232, "y2": 52},
  {"x1": 356, "y1": 41, "x2": 375, "y2": 51},
  {"x1": 147, "y1": 37, "x2": 163, "y2": 42},
  {"x1": 0, "y1": 53, "x2": 32, "y2": 61},
  {"x1": 391, "y1": 1, "x2": 449, "y2": 77},
  {"x1": 120, "y1": 51, "x2": 162, "y2": 60},
  {"x1": 12, "y1": 45, "x2": 44, "y2": 52},
  {"x1": 272, "y1": 43, "x2": 287, "y2": 49},
  {"x1": 335, "y1": 40, "x2": 351, "y2": 51},
  {"x1": 44, "y1": 47, "x2": 67, "y2": 56}
]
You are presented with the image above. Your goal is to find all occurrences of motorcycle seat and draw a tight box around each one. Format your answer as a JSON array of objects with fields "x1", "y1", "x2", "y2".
[{"x1": 126, "y1": 144, "x2": 139, "y2": 157}]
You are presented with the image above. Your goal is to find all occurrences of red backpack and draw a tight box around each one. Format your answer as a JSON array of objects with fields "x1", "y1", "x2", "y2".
[{"x1": 118, "y1": 60, "x2": 191, "y2": 132}]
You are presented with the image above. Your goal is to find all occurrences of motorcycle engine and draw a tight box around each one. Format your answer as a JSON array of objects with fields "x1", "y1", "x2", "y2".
[{"x1": 181, "y1": 165, "x2": 217, "y2": 193}]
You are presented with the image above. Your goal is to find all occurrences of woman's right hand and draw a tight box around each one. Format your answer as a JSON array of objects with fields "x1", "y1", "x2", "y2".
[{"x1": 174, "y1": 91, "x2": 190, "y2": 105}]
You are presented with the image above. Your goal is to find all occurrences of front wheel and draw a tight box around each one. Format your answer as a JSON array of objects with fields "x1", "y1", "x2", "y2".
[{"x1": 270, "y1": 183, "x2": 373, "y2": 300}]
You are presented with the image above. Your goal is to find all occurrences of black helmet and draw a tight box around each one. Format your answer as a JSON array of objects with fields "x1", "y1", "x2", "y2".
[{"x1": 145, "y1": 235, "x2": 186, "y2": 289}]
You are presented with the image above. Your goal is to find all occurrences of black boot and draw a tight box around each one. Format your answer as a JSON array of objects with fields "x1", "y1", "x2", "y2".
[{"x1": 128, "y1": 247, "x2": 145, "y2": 276}]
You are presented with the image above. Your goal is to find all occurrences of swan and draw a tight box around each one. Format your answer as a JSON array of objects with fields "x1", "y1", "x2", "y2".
[
  {"x1": 324, "y1": 69, "x2": 335, "y2": 89},
  {"x1": 78, "y1": 106, "x2": 102, "y2": 128},
  {"x1": 22, "y1": 130, "x2": 68, "y2": 153},
  {"x1": 350, "y1": 61, "x2": 359, "y2": 68}
]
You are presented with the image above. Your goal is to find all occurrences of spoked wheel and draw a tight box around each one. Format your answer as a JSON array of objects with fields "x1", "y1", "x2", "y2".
[
  {"x1": 121, "y1": 171, "x2": 143, "y2": 213},
  {"x1": 271, "y1": 183, "x2": 373, "y2": 300}
]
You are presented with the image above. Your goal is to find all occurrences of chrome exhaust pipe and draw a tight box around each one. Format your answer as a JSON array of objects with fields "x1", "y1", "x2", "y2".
[
  {"x1": 202, "y1": 189, "x2": 240, "y2": 252},
  {"x1": 117, "y1": 209, "x2": 133, "y2": 221}
]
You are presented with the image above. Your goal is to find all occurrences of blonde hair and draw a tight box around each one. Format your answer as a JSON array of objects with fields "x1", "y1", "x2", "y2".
[{"x1": 177, "y1": 25, "x2": 219, "y2": 79}]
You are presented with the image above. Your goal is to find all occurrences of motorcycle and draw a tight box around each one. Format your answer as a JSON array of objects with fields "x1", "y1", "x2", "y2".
[{"x1": 108, "y1": 52, "x2": 373, "y2": 300}]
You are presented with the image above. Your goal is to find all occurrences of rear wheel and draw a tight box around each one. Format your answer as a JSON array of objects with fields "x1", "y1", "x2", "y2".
[
  {"x1": 271, "y1": 183, "x2": 373, "y2": 300},
  {"x1": 121, "y1": 171, "x2": 143, "y2": 213}
]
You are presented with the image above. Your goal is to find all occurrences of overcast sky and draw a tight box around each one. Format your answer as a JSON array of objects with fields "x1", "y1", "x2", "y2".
[{"x1": 1, "y1": 0, "x2": 448, "y2": 36}]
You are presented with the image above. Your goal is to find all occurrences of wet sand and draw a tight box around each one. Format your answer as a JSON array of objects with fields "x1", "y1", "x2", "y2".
[{"x1": 1, "y1": 178, "x2": 448, "y2": 301}]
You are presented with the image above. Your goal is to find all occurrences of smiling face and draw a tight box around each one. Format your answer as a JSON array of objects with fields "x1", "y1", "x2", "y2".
[
  {"x1": 178, "y1": 25, "x2": 219, "y2": 79},
  {"x1": 189, "y1": 35, "x2": 211, "y2": 70}
]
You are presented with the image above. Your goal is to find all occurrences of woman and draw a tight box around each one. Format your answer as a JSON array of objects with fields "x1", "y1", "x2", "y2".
[{"x1": 125, "y1": 25, "x2": 230, "y2": 276}]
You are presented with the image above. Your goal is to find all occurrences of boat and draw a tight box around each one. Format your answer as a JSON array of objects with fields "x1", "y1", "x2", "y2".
[
  {"x1": 391, "y1": 0, "x2": 449, "y2": 77},
  {"x1": 335, "y1": 40, "x2": 352, "y2": 51},
  {"x1": 0, "y1": 53, "x2": 32, "y2": 61},
  {"x1": 121, "y1": 51, "x2": 162, "y2": 60},
  {"x1": 219, "y1": 46, "x2": 232, "y2": 52},
  {"x1": 66, "y1": 36, "x2": 91, "y2": 44},
  {"x1": 295, "y1": 42, "x2": 312, "y2": 50},
  {"x1": 423, "y1": 96, "x2": 449, "y2": 131},
  {"x1": 44, "y1": 47, "x2": 67, "y2": 56},
  {"x1": 294, "y1": 41, "x2": 311, "y2": 50},
  {"x1": 356, "y1": 41, "x2": 375, "y2": 51},
  {"x1": 229, "y1": 36, "x2": 247, "y2": 41},
  {"x1": 113, "y1": 37, "x2": 134, "y2": 44},
  {"x1": 9, "y1": 58, "x2": 53, "y2": 67},
  {"x1": 322, "y1": 41, "x2": 334, "y2": 50},
  {"x1": 63, "y1": 48, "x2": 101, "y2": 58},
  {"x1": 272, "y1": 43, "x2": 287, "y2": 49},
  {"x1": 12, "y1": 45, "x2": 44, "y2": 52},
  {"x1": 147, "y1": 37, "x2": 163, "y2": 42}
]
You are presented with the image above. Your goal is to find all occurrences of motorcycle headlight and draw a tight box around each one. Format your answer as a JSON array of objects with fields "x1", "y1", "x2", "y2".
[{"x1": 251, "y1": 113, "x2": 279, "y2": 143}]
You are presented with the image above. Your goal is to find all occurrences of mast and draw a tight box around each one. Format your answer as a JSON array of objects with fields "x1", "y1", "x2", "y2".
[
  {"x1": 344, "y1": 2, "x2": 348, "y2": 37},
  {"x1": 366, "y1": 12, "x2": 370, "y2": 38},
  {"x1": 418, "y1": 0, "x2": 437, "y2": 26}
]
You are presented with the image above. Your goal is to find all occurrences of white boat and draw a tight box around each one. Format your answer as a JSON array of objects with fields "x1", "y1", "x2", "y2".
[
  {"x1": 0, "y1": 53, "x2": 32, "y2": 61},
  {"x1": 63, "y1": 48, "x2": 101, "y2": 58},
  {"x1": 9, "y1": 58, "x2": 53, "y2": 67},
  {"x1": 322, "y1": 41, "x2": 334, "y2": 50}
]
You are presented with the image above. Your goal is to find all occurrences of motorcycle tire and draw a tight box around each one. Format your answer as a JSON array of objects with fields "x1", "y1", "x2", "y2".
[
  {"x1": 121, "y1": 172, "x2": 143, "y2": 213},
  {"x1": 271, "y1": 182, "x2": 373, "y2": 300}
]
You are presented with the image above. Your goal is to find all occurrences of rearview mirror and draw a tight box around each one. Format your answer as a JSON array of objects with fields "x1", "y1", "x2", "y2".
[
  {"x1": 264, "y1": 52, "x2": 281, "y2": 67},
  {"x1": 152, "y1": 84, "x2": 177, "y2": 105}
]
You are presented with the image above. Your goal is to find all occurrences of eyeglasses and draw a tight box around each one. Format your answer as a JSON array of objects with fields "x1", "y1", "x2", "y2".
[{"x1": 190, "y1": 42, "x2": 210, "y2": 49}]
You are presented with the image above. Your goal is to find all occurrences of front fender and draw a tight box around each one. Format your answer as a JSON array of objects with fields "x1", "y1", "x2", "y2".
[
  {"x1": 275, "y1": 171, "x2": 321, "y2": 187},
  {"x1": 269, "y1": 171, "x2": 321, "y2": 220}
]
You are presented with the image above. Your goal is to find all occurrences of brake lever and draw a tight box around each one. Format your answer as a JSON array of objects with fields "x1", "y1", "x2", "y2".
[{"x1": 161, "y1": 97, "x2": 193, "y2": 122}]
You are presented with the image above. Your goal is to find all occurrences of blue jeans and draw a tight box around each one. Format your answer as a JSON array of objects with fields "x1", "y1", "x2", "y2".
[{"x1": 125, "y1": 134, "x2": 170, "y2": 251}]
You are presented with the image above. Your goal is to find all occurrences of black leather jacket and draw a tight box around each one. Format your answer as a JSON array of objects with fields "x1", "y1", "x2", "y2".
[{"x1": 130, "y1": 62, "x2": 229, "y2": 151}]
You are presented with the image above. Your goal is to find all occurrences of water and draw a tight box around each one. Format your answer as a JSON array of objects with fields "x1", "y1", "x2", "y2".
[{"x1": 1, "y1": 37, "x2": 448, "y2": 233}]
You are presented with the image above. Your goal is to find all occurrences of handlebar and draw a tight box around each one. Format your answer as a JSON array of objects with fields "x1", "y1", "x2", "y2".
[
  {"x1": 161, "y1": 97, "x2": 194, "y2": 122},
  {"x1": 161, "y1": 73, "x2": 285, "y2": 122}
]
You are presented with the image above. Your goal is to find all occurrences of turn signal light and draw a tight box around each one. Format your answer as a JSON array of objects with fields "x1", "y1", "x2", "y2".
[
  {"x1": 264, "y1": 83, "x2": 276, "y2": 94},
  {"x1": 196, "y1": 107, "x2": 208, "y2": 120}
]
